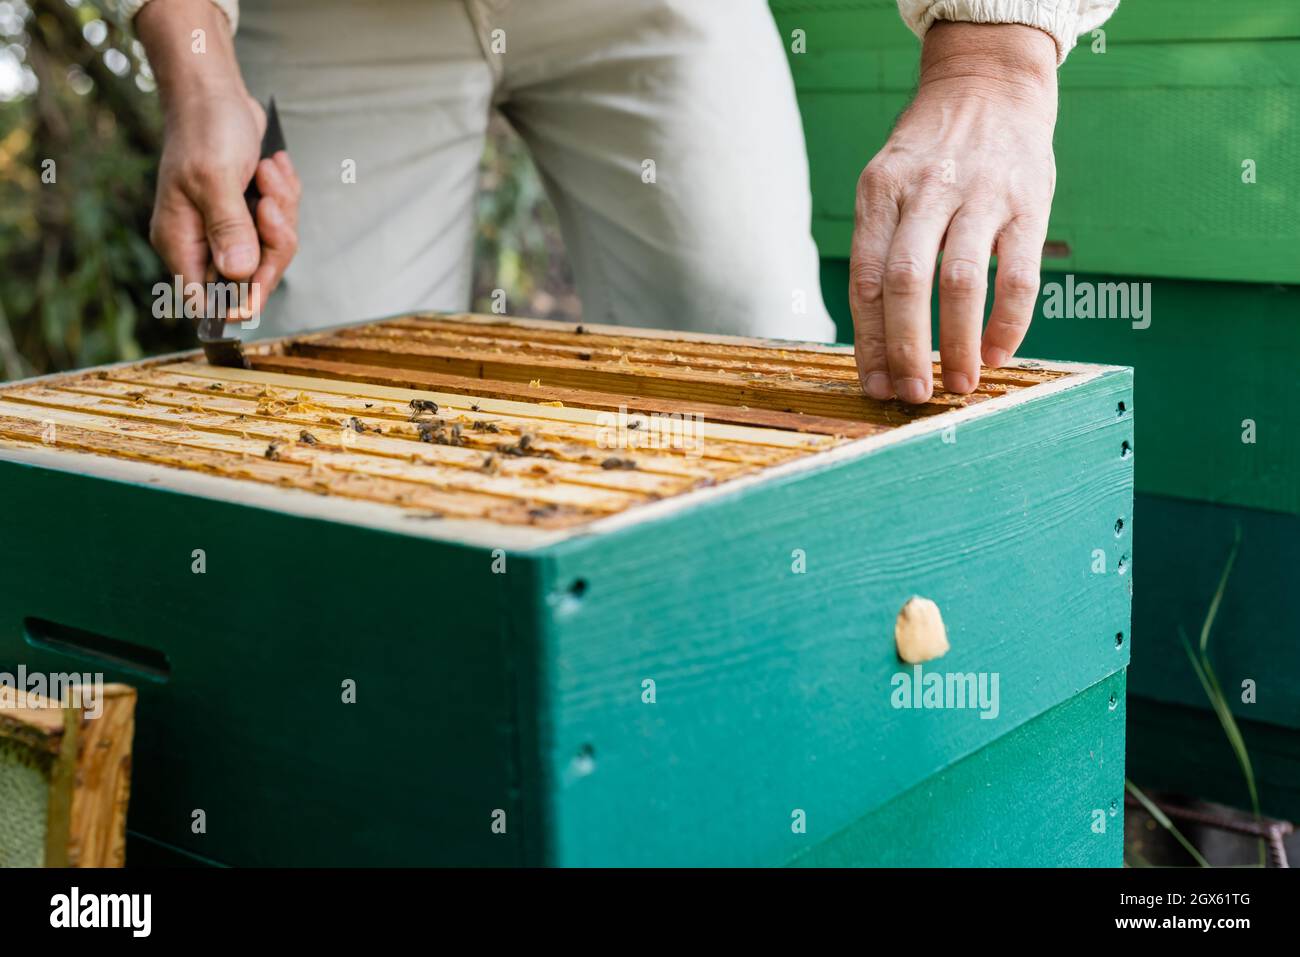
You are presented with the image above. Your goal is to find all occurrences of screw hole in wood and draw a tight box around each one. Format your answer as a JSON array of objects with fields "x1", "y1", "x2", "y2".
[{"x1": 571, "y1": 743, "x2": 596, "y2": 777}]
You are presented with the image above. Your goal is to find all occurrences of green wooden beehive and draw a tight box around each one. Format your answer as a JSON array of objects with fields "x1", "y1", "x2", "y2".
[{"x1": 0, "y1": 314, "x2": 1132, "y2": 865}]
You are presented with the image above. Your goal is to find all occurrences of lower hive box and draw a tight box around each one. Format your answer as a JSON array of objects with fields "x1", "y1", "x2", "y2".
[{"x1": 0, "y1": 314, "x2": 1133, "y2": 866}]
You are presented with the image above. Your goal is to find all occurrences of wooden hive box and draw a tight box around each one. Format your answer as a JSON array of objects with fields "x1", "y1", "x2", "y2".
[{"x1": 0, "y1": 314, "x2": 1133, "y2": 866}]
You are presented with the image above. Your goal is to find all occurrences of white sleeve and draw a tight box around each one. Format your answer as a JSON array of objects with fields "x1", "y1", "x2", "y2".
[
  {"x1": 896, "y1": 0, "x2": 1121, "y2": 64},
  {"x1": 122, "y1": 0, "x2": 239, "y2": 35}
]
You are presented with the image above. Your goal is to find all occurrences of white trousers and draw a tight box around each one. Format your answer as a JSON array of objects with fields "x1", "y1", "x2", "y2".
[{"x1": 236, "y1": 0, "x2": 835, "y2": 342}]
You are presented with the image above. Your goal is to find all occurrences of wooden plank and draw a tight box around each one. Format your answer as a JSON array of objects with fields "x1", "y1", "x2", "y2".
[
  {"x1": 251, "y1": 354, "x2": 885, "y2": 439},
  {"x1": 0, "y1": 394, "x2": 653, "y2": 513},
  {"x1": 0, "y1": 684, "x2": 137, "y2": 867},
  {"x1": 0, "y1": 409, "x2": 603, "y2": 528},
  {"x1": 69, "y1": 373, "x2": 809, "y2": 469},
  {"x1": 0, "y1": 388, "x2": 736, "y2": 485},
  {"x1": 328, "y1": 321, "x2": 1064, "y2": 394},
  {"x1": 289, "y1": 336, "x2": 1009, "y2": 422},
  {"x1": 790, "y1": 674, "x2": 1126, "y2": 867},
  {"x1": 354, "y1": 318, "x2": 866, "y2": 376},
  {"x1": 67, "y1": 686, "x2": 136, "y2": 868},
  {"x1": 164, "y1": 361, "x2": 845, "y2": 449}
]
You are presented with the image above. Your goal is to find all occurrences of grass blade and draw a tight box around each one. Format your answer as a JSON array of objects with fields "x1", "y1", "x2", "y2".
[{"x1": 1126, "y1": 779, "x2": 1209, "y2": 867}]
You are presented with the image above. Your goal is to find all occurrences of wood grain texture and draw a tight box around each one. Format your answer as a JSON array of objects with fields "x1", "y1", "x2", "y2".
[
  {"x1": 790, "y1": 673, "x2": 1127, "y2": 867},
  {"x1": 0, "y1": 685, "x2": 135, "y2": 867},
  {"x1": 249, "y1": 354, "x2": 887, "y2": 439},
  {"x1": 527, "y1": 370, "x2": 1133, "y2": 865},
  {"x1": 0, "y1": 326, "x2": 857, "y2": 527},
  {"x1": 65, "y1": 685, "x2": 136, "y2": 868}
]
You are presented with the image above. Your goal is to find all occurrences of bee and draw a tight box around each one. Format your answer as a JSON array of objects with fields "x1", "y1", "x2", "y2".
[
  {"x1": 299, "y1": 430, "x2": 319, "y2": 445},
  {"x1": 528, "y1": 503, "x2": 560, "y2": 522},
  {"x1": 410, "y1": 399, "x2": 439, "y2": 414},
  {"x1": 264, "y1": 441, "x2": 283, "y2": 460},
  {"x1": 601, "y1": 457, "x2": 637, "y2": 470}
]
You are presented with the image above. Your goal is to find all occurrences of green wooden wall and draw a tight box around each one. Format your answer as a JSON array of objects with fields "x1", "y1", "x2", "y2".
[{"x1": 772, "y1": 0, "x2": 1300, "y2": 285}]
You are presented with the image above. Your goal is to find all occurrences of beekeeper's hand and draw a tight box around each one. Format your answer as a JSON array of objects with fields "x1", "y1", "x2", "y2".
[{"x1": 851, "y1": 22, "x2": 1057, "y2": 403}]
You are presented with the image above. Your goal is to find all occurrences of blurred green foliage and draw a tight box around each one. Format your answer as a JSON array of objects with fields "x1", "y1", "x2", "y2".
[
  {"x1": 0, "y1": 0, "x2": 575, "y2": 384},
  {"x1": 0, "y1": 0, "x2": 183, "y2": 380},
  {"x1": 472, "y1": 114, "x2": 580, "y2": 322}
]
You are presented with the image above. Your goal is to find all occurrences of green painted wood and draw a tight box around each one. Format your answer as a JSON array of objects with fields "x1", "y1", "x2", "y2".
[
  {"x1": 0, "y1": 365, "x2": 1133, "y2": 866},
  {"x1": 1128, "y1": 494, "x2": 1300, "y2": 730},
  {"x1": 773, "y1": 4, "x2": 1300, "y2": 283},
  {"x1": 534, "y1": 370, "x2": 1133, "y2": 866},
  {"x1": 821, "y1": 262, "x2": 1300, "y2": 517},
  {"x1": 1127, "y1": 696, "x2": 1300, "y2": 821},
  {"x1": 0, "y1": 458, "x2": 534, "y2": 866},
  {"x1": 1126, "y1": 495, "x2": 1300, "y2": 822},
  {"x1": 791, "y1": 672, "x2": 1127, "y2": 867}
]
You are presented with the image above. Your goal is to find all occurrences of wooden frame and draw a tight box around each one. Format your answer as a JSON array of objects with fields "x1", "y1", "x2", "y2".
[{"x1": 0, "y1": 685, "x2": 137, "y2": 867}]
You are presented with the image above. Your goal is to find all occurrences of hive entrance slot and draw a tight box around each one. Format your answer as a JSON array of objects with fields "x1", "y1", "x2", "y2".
[{"x1": 23, "y1": 618, "x2": 171, "y2": 682}]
